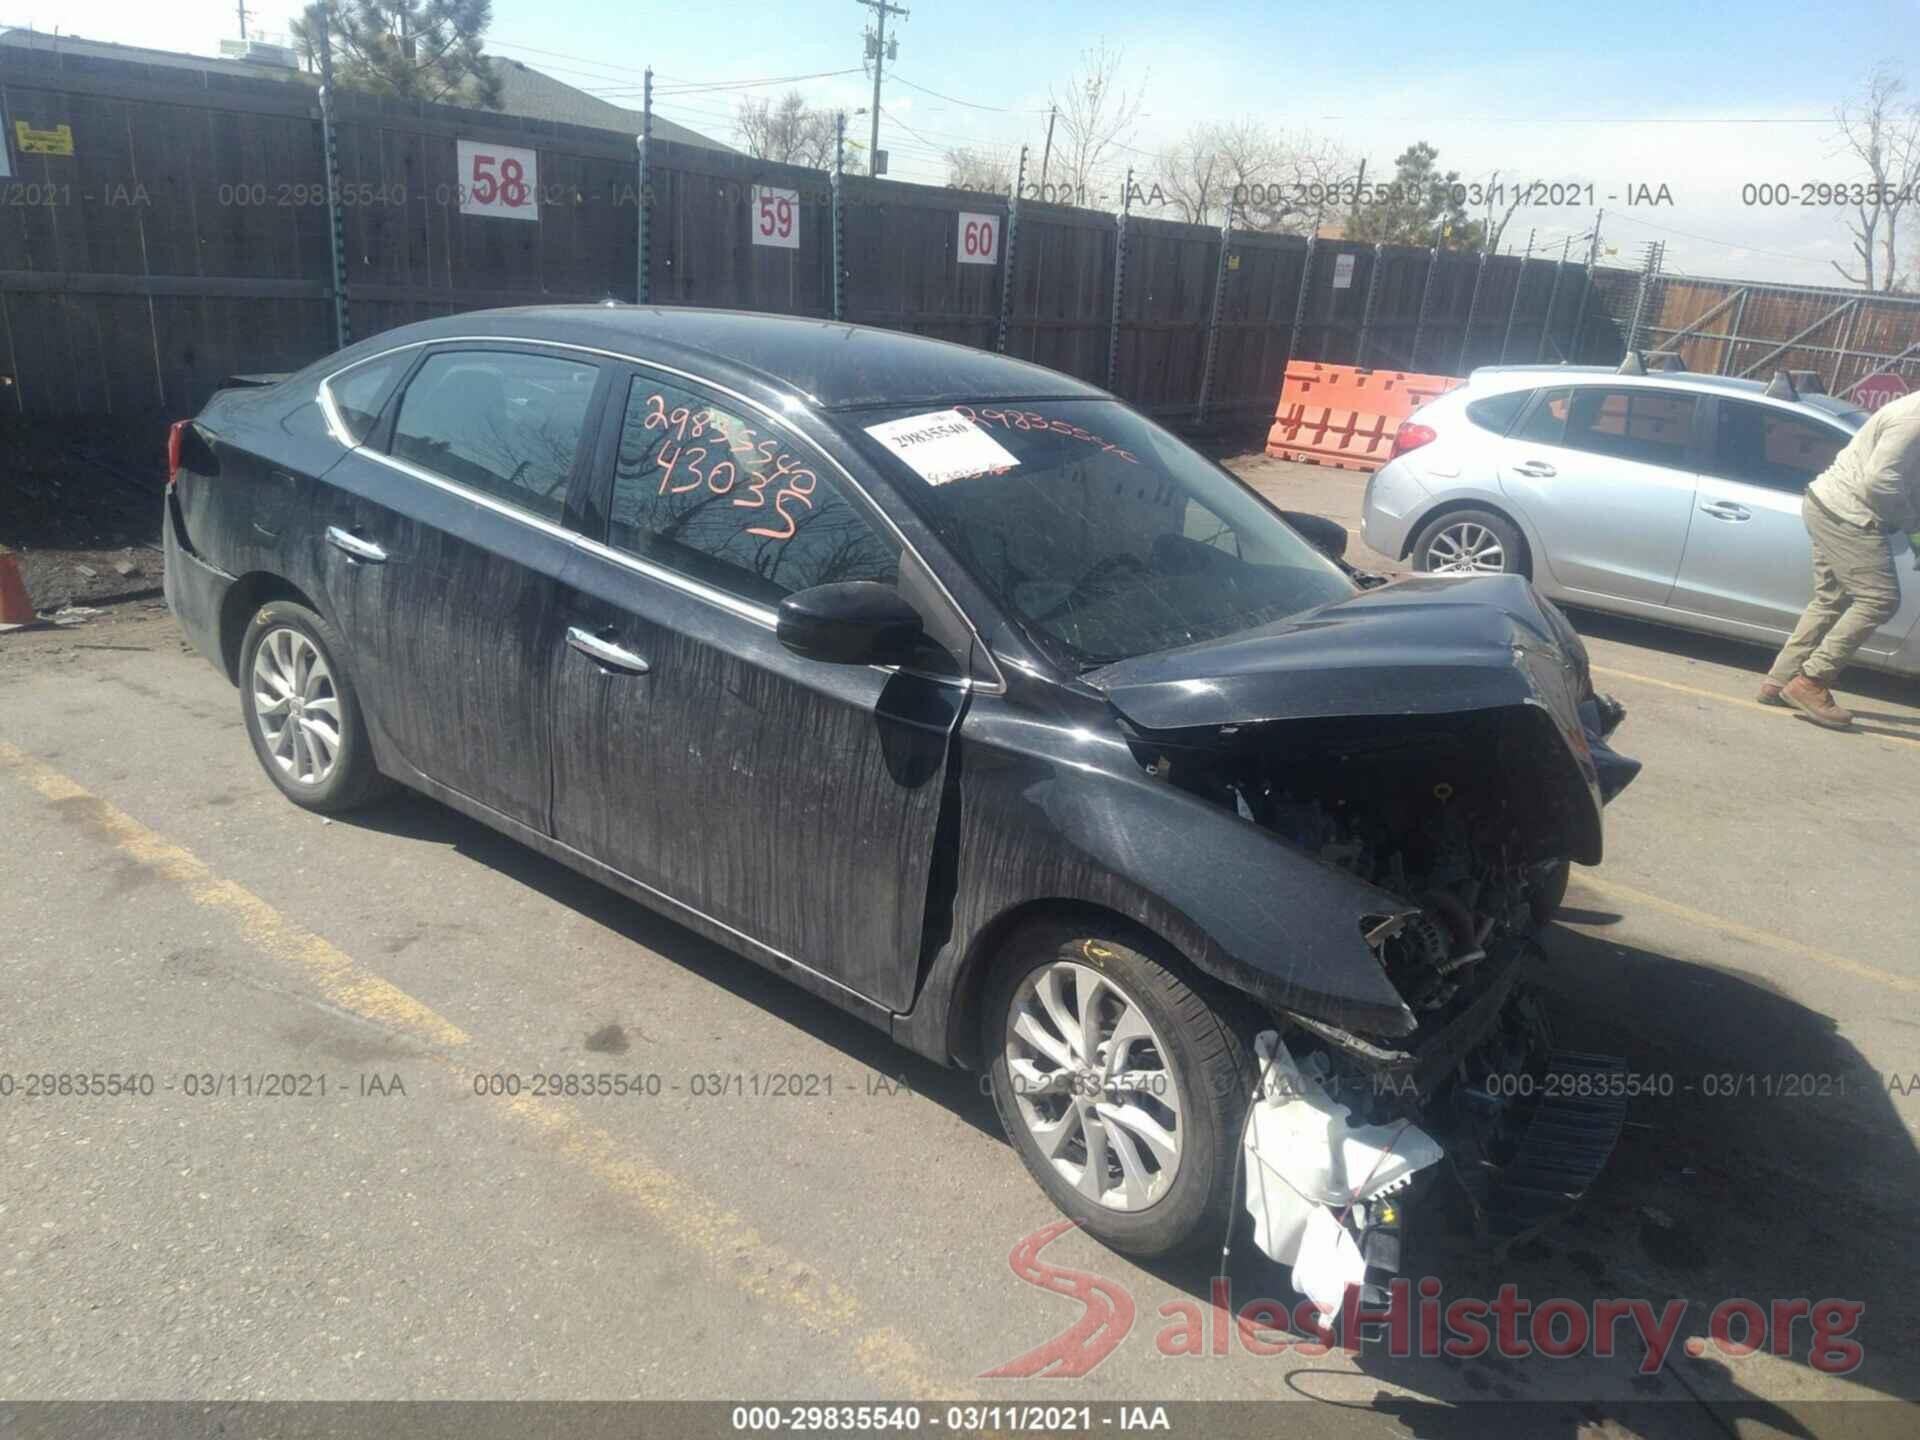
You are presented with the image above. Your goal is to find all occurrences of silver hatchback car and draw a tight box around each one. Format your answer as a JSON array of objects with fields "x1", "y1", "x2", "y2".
[{"x1": 1361, "y1": 362, "x2": 1920, "y2": 679}]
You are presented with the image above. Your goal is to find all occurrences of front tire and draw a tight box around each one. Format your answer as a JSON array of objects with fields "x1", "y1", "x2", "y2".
[
  {"x1": 238, "y1": 599, "x2": 388, "y2": 813},
  {"x1": 1413, "y1": 507, "x2": 1528, "y2": 578},
  {"x1": 983, "y1": 920, "x2": 1253, "y2": 1259}
]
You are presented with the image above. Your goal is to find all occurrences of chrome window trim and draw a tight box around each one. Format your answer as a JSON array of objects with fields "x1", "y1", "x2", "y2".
[
  {"x1": 318, "y1": 334, "x2": 1004, "y2": 693},
  {"x1": 365, "y1": 446, "x2": 782, "y2": 631}
]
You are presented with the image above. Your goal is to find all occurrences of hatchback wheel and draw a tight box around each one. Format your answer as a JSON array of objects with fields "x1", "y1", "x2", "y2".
[
  {"x1": 239, "y1": 600, "x2": 388, "y2": 812},
  {"x1": 1413, "y1": 508, "x2": 1527, "y2": 577},
  {"x1": 984, "y1": 920, "x2": 1252, "y2": 1258}
]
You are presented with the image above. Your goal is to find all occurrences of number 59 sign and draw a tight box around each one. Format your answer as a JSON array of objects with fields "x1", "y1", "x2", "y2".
[
  {"x1": 752, "y1": 186, "x2": 800, "y2": 249},
  {"x1": 456, "y1": 139, "x2": 538, "y2": 221}
]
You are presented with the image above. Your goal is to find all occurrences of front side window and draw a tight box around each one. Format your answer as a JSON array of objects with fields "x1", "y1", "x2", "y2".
[
  {"x1": 391, "y1": 350, "x2": 601, "y2": 521},
  {"x1": 606, "y1": 376, "x2": 898, "y2": 606},
  {"x1": 1559, "y1": 386, "x2": 1696, "y2": 468},
  {"x1": 1707, "y1": 400, "x2": 1848, "y2": 494},
  {"x1": 847, "y1": 400, "x2": 1355, "y2": 670},
  {"x1": 327, "y1": 354, "x2": 406, "y2": 442}
]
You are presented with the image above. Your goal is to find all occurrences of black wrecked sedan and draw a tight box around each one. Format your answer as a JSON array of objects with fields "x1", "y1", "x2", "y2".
[{"x1": 164, "y1": 308, "x2": 1636, "y2": 1261}]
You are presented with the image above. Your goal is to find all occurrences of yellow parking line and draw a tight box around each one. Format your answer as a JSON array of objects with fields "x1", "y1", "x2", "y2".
[
  {"x1": 1571, "y1": 873, "x2": 1920, "y2": 996},
  {"x1": 1591, "y1": 664, "x2": 1920, "y2": 753},
  {"x1": 0, "y1": 738, "x2": 965, "y2": 1399},
  {"x1": 0, "y1": 739, "x2": 472, "y2": 1048}
]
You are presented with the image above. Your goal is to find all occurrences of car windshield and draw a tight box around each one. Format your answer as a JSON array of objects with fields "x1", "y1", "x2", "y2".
[{"x1": 846, "y1": 399, "x2": 1355, "y2": 670}]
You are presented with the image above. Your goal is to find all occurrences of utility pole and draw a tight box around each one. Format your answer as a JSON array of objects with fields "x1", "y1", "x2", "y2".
[
  {"x1": 637, "y1": 67, "x2": 652, "y2": 306},
  {"x1": 858, "y1": 0, "x2": 908, "y2": 177},
  {"x1": 1038, "y1": 104, "x2": 1057, "y2": 200},
  {"x1": 1570, "y1": 209, "x2": 1604, "y2": 362},
  {"x1": 832, "y1": 110, "x2": 846, "y2": 321},
  {"x1": 236, "y1": 0, "x2": 249, "y2": 41}
]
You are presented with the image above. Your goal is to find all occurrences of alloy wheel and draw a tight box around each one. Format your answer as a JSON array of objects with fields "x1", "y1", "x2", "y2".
[
  {"x1": 251, "y1": 627, "x2": 343, "y2": 786},
  {"x1": 1004, "y1": 961, "x2": 1183, "y2": 1211},
  {"x1": 1427, "y1": 520, "x2": 1508, "y2": 574}
]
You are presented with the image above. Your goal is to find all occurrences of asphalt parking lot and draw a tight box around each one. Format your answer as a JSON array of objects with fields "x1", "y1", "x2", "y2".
[{"x1": 2, "y1": 454, "x2": 1916, "y2": 1435}]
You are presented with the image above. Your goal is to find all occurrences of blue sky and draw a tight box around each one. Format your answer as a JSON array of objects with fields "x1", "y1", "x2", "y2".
[{"x1": 27, "y1": 0, "x2": 1920, "y2": 282}]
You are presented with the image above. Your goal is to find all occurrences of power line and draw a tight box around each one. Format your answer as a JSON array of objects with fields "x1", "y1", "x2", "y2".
[
  {"x1": 889, "y1": 72, "x2": 1047, "y2": 115},
  {"x1": 1609, "y1": 211, "x2": 1833, "y2": 267},
  {"x1": 655, "y1": 67, "x2": 864, "y2": 96}
]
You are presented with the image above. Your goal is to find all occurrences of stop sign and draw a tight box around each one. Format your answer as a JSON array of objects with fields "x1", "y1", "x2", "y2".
[{"x1": 1851, "y1": 372, "x2": 1909, "y2": 410}]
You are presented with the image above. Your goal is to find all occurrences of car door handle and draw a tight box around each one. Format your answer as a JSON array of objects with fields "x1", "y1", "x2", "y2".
[
  {"x1": 1699, "y1": 501, "x2": 1752, "y2": 522},
  {"x1": 566, "y1": 626, "x2": 650, "y2": 675},
  {"x1": 1511, "y1": 461, "x2": 1557, "y2": 478},
  {"x1": 325, "y1": 526, "x2": 389, "y2": 563}
]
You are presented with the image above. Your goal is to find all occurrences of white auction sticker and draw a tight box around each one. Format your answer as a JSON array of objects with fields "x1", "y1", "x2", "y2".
[{"x1": 864, "y1": 410, "x2": 1019, "y2": 486}]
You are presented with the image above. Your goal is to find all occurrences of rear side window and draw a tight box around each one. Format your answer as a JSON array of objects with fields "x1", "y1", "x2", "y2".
[
  {"x1": 1707, "y1": 400, "x2": 1848, "y2": 494},
  {"x1": 391, "y1": 350, "x2": 600, "y2": 521},
  {"x1": 1512, "y1": 387, "x2": 1572, "y2": 446},
  {"x1": 1465, "y1": 390, "x2": 1531, "y2": 435},
  {"x1": 327, "y1": 354, "x2": 406, "y2": 442},
  {"x1": 1559, "y1": 387, "x2": 1696, "y2": 467},
  {"x1": 605, "y1": 376, "x2": 898, "y2": 606}
]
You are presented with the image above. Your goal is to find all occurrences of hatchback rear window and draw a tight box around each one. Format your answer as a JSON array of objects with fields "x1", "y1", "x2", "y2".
[{"x1": 1465, "y1": 390, "x2": 1531, "y2": 435}]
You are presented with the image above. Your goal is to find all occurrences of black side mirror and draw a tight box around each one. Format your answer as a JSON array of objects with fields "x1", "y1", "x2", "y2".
[
  {"x1": 1281, "y1": 509, "x2": 1348, "y2": 562},
  {"x1": 777, "y1": 582, "x2": 925, "y2": 666}
]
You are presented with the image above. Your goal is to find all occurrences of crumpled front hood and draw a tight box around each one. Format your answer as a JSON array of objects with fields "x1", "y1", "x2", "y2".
[{"x1": 1084, "y1": 573, "x2": 1584, "y2": 732}]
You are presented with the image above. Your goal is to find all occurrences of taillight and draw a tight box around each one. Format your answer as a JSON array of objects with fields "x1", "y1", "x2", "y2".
[
  {"x1": 1389, "y1": 421, "x2": 1437, "y2": 460},
  {"x1": 167, "y1": 420, "x2": 189, "y2": 490}
]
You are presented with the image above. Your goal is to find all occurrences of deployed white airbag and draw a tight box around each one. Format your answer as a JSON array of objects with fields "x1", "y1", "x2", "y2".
[{"x1": 1242, "y1": 1030, "x2": 1443, "y2": 1316}]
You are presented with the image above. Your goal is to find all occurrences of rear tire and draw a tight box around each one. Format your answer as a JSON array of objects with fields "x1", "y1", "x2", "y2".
[
  {"x1": 238, "y1": 599, "x2": 389, "y2": 813},
  {"x1": 1413, "y1": 508, "x2": 1529, "y2": 578},
  {"x1": 983, "y1": 920, "x2": 1253, "y2": 1259}
]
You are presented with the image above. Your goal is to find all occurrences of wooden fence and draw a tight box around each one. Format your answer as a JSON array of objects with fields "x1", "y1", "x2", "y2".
[{"x1": 15, "y1": 43, "x2": 1889, "y2": 428}]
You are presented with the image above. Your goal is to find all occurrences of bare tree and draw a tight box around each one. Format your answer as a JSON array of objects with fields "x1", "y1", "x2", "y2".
[
  {"x1": 1154, "y1": 124, "x2": 1237, "y2": 225},
  {"x1": 1049, "y1": 41, "x2": 1147, "y2": 199},
  {"x1": 1831, "y1": 63, "x2": 1920, "y2": 292},
  {"x1": 1482, "y1": 170, "x2": 1530, "y2": 255},
  {"x1": 736, "y1": 89, "x2": 840, "y2": 169},
  {"x1": 945, "y1": 147, "x2": 1012, "y2": 194},
  {"x1": 1153, "y1": 120, "x2": 1352, "y2": 233}
]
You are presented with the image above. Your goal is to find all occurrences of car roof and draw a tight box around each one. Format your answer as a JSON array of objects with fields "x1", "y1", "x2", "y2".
[
  {"x1": 322, "y1": 305, "x2": 1110, "y2": 412},
  {"x1": 1463, "y1": 364, "x2": 1866, "y2": 421}
]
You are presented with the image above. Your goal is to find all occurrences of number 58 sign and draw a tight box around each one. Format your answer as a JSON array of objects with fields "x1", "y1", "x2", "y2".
[{"x1": 457, "y1": 139, "x2": 538, "y2": 220}]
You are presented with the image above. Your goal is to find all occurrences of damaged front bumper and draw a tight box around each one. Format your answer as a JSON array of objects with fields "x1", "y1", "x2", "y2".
[{"x1": 1245, "y1": 940, "x2": 1630, "y2": 1303}]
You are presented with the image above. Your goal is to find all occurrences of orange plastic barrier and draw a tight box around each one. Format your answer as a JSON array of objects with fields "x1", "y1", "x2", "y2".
[
  {"x1": 0, "y1": 548, "x2": 35, "y2": 626},
  {"x1": 1265, "y1": 363, "x2": 1465, "y2": 472}
]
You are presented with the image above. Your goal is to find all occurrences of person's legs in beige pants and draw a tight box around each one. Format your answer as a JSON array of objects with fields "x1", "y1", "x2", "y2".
[{"x1": 1767, "y1": 495, "x2": 1900, "y2": 687}]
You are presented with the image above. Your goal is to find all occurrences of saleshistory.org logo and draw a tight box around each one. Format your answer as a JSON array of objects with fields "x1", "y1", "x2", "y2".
[{"x1": 982, "y1": 1221, "x2": 1866, "y2": 1379}]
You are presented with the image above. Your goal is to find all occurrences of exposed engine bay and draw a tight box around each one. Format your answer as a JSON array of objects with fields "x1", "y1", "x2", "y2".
[{"x1": 1141, "y1": 690, "x2": 1638, "y2": 1282}]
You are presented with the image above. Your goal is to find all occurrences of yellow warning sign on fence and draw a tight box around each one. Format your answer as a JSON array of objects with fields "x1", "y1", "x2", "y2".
[{"x1": 14, "y1": 122, "x2": 74, "y2": 156}]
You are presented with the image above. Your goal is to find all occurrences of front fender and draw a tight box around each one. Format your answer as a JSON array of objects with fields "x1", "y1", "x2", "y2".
[{"x1": 893, "y1": 710, "x2": 1420, "y2": 1065}]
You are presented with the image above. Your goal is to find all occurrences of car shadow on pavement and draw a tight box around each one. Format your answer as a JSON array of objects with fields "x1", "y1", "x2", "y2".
[
  {"x1": 335, "y1": 788, "x2": 1006, "y2": 1141},
  {"x1": 336, "y1": 790, "x2": 1918, "y2": 1428},
  {"x1": 1563, "y1": 606, "x2": 1919, "y2": 713},
  {"x1": 1131, "y1": 921, "x2": 1920, "y2": 1431}
]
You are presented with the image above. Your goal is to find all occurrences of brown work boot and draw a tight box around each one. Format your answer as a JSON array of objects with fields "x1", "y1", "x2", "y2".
[
  {"x1": 1757, "y1": 680, "x2": 1786, "y2": 707},
  {"x1": 1780, "y1": 675, "x2": 1854, "y2": 730}
]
